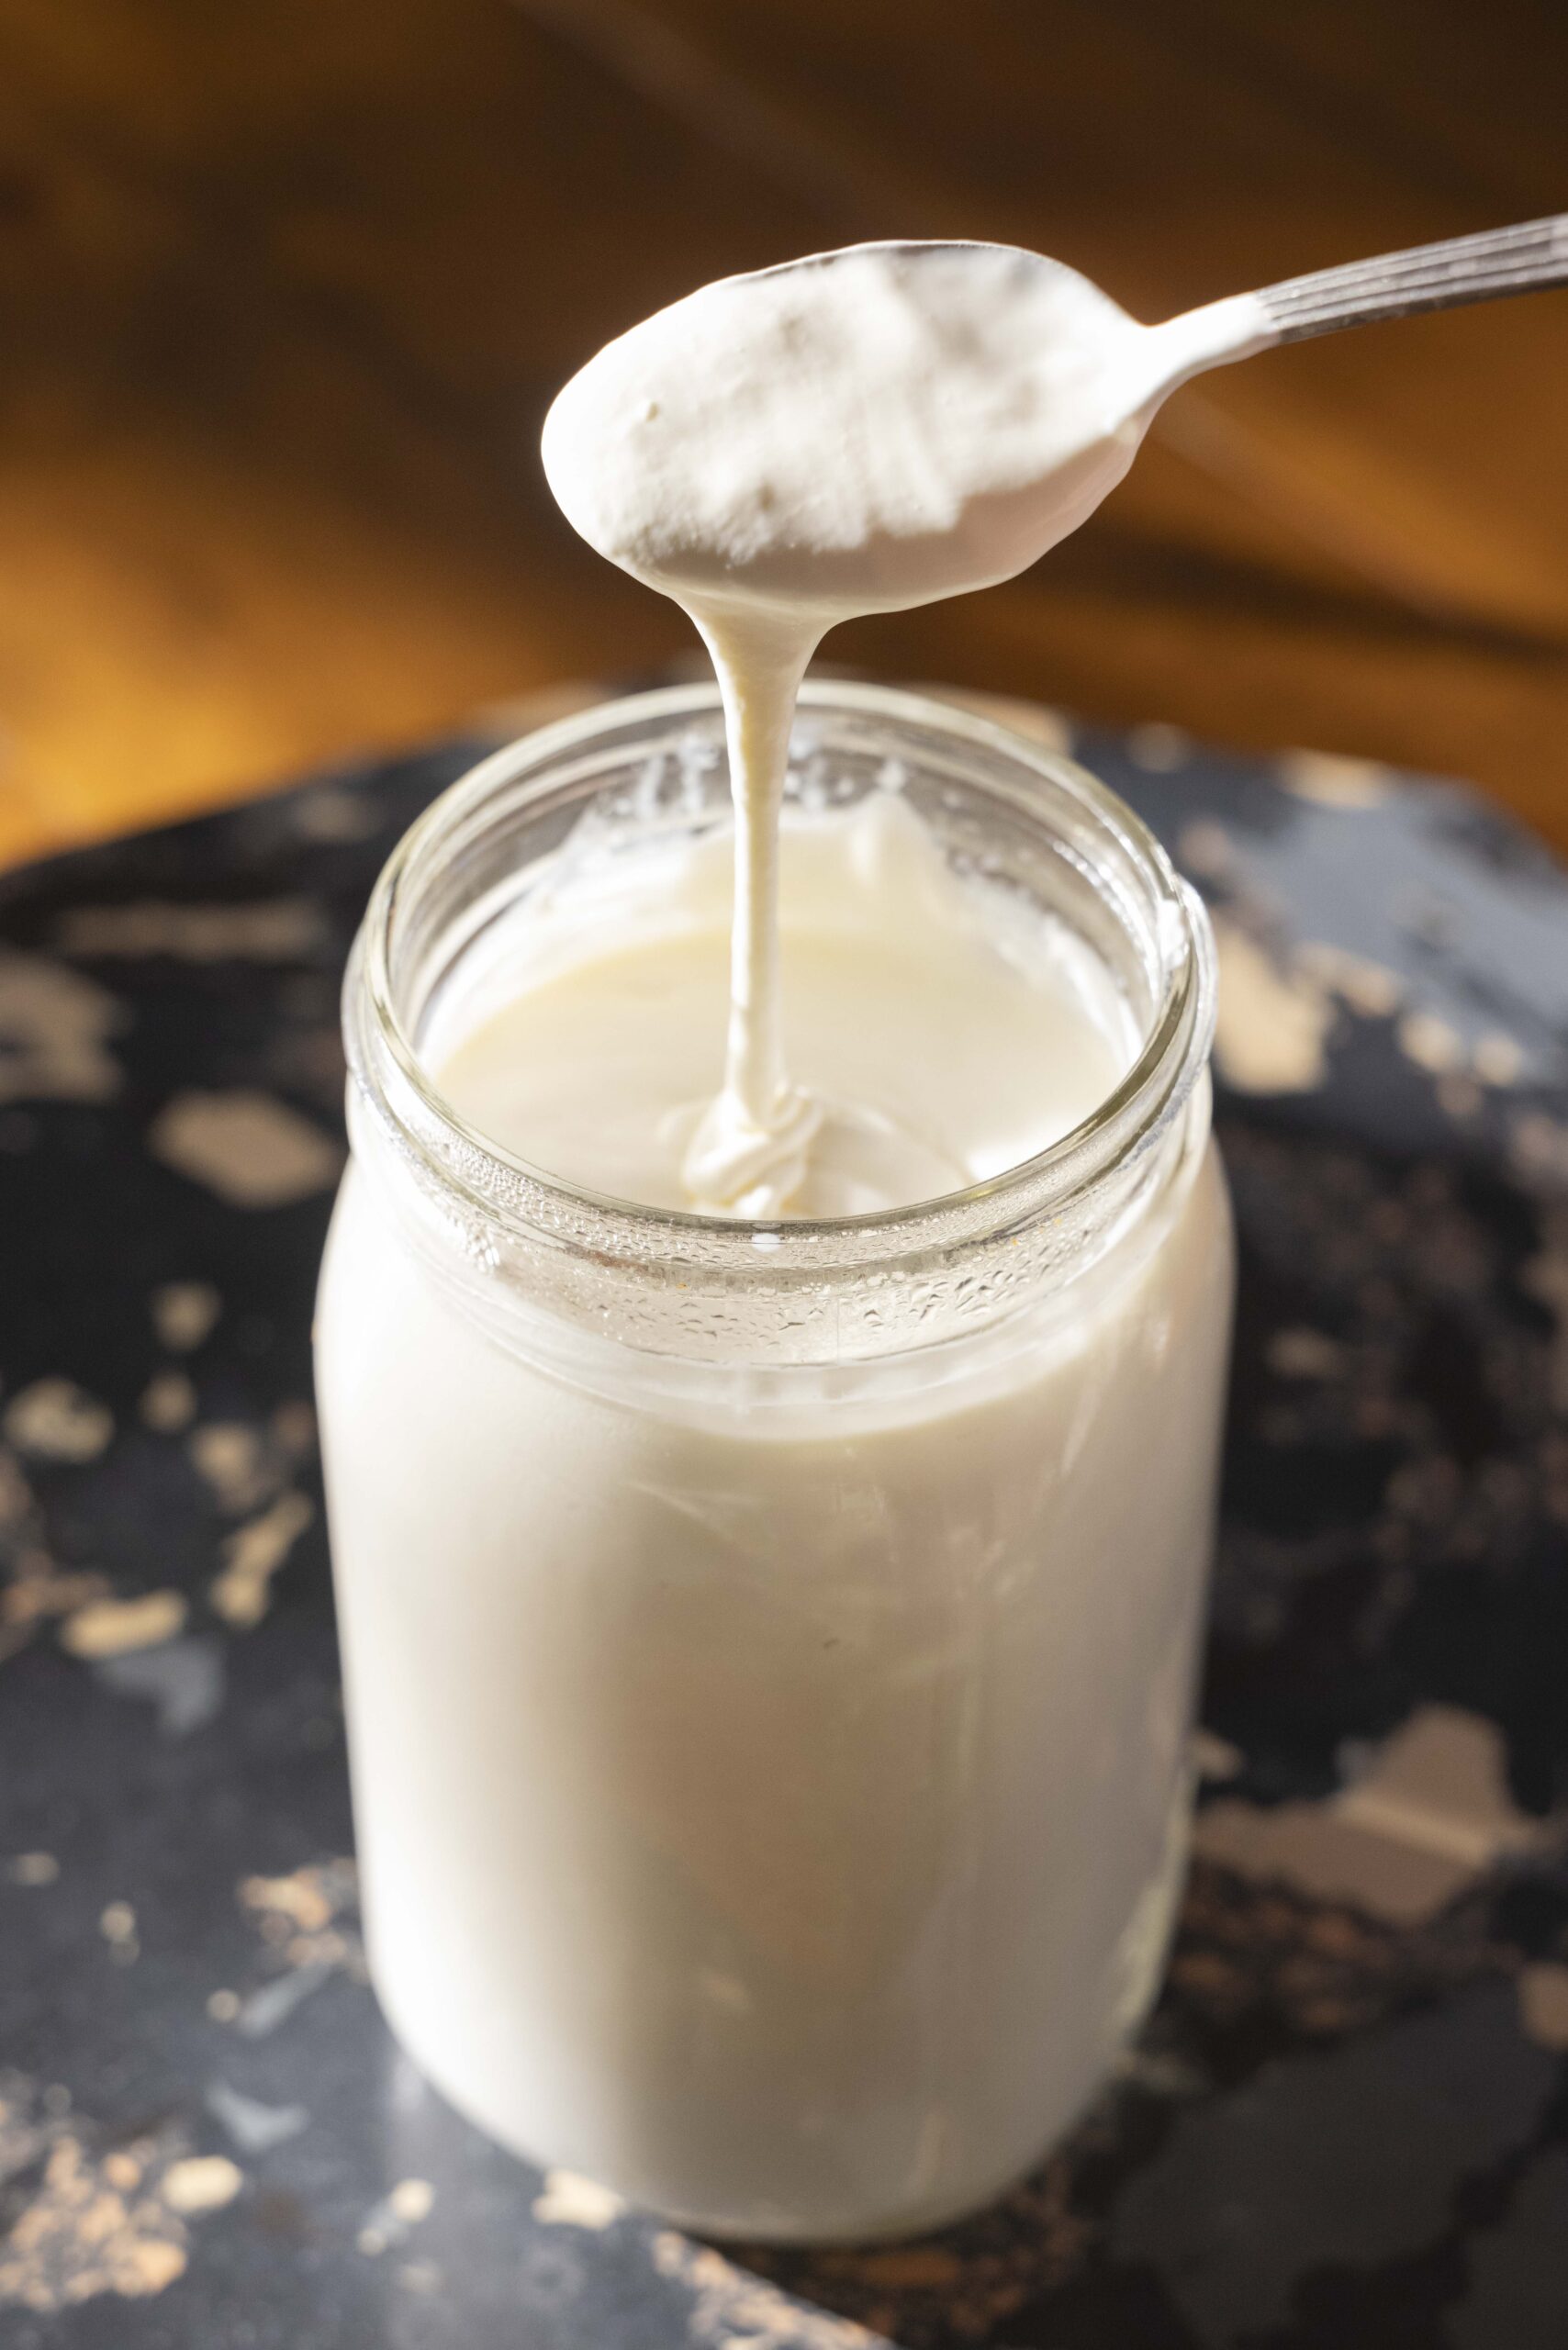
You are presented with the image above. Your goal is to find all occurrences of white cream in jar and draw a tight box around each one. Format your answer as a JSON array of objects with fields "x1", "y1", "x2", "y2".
[
  {"x1": 318, "y1": 682, "x2": 1232, "y2": 2241},
  {"x1": 435, "y1": 789, "x2": 1131, "y2": 1217},
  {"x1": 318, "y1": 245, "x2": 1234, "y2": 2239}
]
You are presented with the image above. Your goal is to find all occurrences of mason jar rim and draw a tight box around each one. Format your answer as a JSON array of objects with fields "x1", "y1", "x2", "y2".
[{"x1": 349, "y1": 677, "x2": 1215, "y2": 1284}]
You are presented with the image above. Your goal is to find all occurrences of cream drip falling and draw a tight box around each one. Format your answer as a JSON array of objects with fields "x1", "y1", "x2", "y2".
[
  {"x1": 541, "y1": 241, "x2": 1243, "y2": 1213},
  {"x1": 545, "y1": 218, "x2": 1568, "y2": 1204}
]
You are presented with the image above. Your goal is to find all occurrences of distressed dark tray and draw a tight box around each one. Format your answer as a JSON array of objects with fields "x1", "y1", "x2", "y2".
[{"x1": 2, "y1": 688, "x2": 1566, "y2": 2349}]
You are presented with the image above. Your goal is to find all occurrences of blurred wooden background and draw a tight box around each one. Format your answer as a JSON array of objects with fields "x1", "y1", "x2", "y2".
[{"x1": 1, "y1": 0, "x2": 1565, "y2": 867}]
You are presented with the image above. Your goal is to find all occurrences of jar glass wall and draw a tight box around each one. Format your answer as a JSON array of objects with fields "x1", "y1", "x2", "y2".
[{"x1": 316, "y1": 681, "x2": 1234, "y2": 2241}]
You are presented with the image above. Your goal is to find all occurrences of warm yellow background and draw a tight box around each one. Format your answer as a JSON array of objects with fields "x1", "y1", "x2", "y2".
[{"x1": 2, "y1": 0, "x2": 1565, "y2": 867}]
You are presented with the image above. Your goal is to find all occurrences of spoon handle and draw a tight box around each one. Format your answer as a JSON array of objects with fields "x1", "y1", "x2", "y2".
[{"x1": 1253, "y1": 213, "x2": 1568, "y2": 342}]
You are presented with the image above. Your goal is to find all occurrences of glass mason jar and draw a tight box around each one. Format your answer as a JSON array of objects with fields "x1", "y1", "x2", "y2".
[{"x1": 316, "y1": 680, "x2": 1234, "y2": 2244}]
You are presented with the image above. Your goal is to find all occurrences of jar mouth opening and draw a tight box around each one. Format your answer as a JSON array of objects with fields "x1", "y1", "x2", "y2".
[{"x1": 352, "y1": 678, "x2": 1215, "y2": 1275}]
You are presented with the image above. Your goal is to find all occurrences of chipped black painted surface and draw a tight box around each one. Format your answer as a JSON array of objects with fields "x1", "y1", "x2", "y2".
[{"x1": 1, "y1": 708, "x2": 1565, "y2": 2346}]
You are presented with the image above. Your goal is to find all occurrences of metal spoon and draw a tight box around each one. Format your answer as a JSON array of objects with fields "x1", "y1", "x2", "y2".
[
  {"x1": 761, "y1": 215, "x2": 1568, "y2": 579},
  {"x1": 1203, "y1": 209, "x2": 1568, "y2": 346}
]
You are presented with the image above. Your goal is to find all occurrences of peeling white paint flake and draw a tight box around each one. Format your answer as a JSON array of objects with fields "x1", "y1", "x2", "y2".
[
  {"x1": 653, "y1": 2234, "x2": 884, "y2": 2348},
  {"x1": 0, "y1": 2087, "x2": 241, "y2": 2316},
  {"x1": 99, "y1": 1901, "x2": 137, "y2": 1946},
  {"x1": 1396, "y1": 1009, "x2": 1467, "y2": 1077},
  {"x1": 0, "y1": 2135, "x2": 188, "y2": 2309},
  {"x1": 1473, "y1": 1029, "x2": 1525, "y2": 1088},
  {"x1": 1212, "y1": 918, "x2": 1333, "y2": 1096},
  {"x1": 235, "y1": 1859, "x2": 362, "y2": 1992},
  {"x1": 3, "y1": 1380, "x2": 113, "y2": 1462},
  {"x1": 59, "y1": 1591, "x2": 185, "y2": 1661},
  {"x1": 1267, "y1": 1326, "x2": 1349, "y2": 1382},
  {"x1": 60, "y1": 1591, "x2": 187, "y2": 1661},
  {"x1": 189, "y1": 1423, "x2": 274, "y2": 1515},
  {"x1": 1176, "y1": 819, "x2": 1233, "y2": 880},
  {"x1": 1196, "y1": 1706, "x2": 1552, "y2": 1926},
  {"x1": 2, "y1": 1566, "x2": 111, "y2": 1653},
  {"x1": 98, "y1": 1901, "x2": 140, "y2": 1967},
  {"x1": 240, "y1": 1869, "x2": 334, "y2": 1932},
  {"x1": 7, "y1": 1852, "x2": 59, "y2": 1886},
  {"x1": 57, "y1": 900, "x2": 324, "y2": 961},
  {"x1": 532, "y1": 2170, "x2": 625, "y2": 2230},
  {"x1": 139, "y1": 1371, "x2": 197, "y2": 1433},
  {"x1": 1335, "y1": 1708, "x2": 1547, "y2": 1867},
  {"x1": 1278, "y1": 749, "x2": 1392, "y2": 808},
  {"x1": 0, "y1": 950, "x2": 124, "y2": 1105},
  {"x1": 357, "y1": 2177, "x2": 435, "y2": 2258},
  {"x1": 1126, "y1": 722, "x2": 1192, "y2": 772},
  {"x1": 1191, "y1": 1729, "x2": 1243, "y2": 1784},
  {"x1": 161, "y1": 2156, "x2": 242, "y2": 2215},
  {"x1": 1294, "y1": 941, "x2": 1403, "y2": 1020},
  {"x1": 292, "y1": 789, "x2": 384, "y2": 843},
  {"x1": 151, "y1": 1282, "x2": 221, "y2": 1351},
  {"x1": 209, "y1": 1492, "x2": 313, "y2": 1627},
  {"x1": 149, "y1": 1091, "x2": 342, "y2": 1208}
]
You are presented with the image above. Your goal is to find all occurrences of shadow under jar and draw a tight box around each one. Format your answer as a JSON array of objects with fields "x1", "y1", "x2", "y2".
[{"x1": 315, "y1": 680, "x2": 1234, "y2": 2242}]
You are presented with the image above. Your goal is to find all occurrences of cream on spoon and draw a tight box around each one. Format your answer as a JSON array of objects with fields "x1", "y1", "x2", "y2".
[
  {"x1": 542, "y1": 241, "x2": 1203, "y2": 1212},
  {"x1": 543, "y1": 220, "x2": 1568, "y2": 1210}
]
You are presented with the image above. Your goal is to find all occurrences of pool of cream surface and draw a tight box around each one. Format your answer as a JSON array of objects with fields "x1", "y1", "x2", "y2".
[{"x1": 431, "y1": 790, "x2": 1135, "y2": 1219}]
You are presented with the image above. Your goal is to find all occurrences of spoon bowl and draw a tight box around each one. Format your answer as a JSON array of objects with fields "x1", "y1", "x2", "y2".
[{"x1": 544, "y1": 214, "x2": 1567, "y2": 640}]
